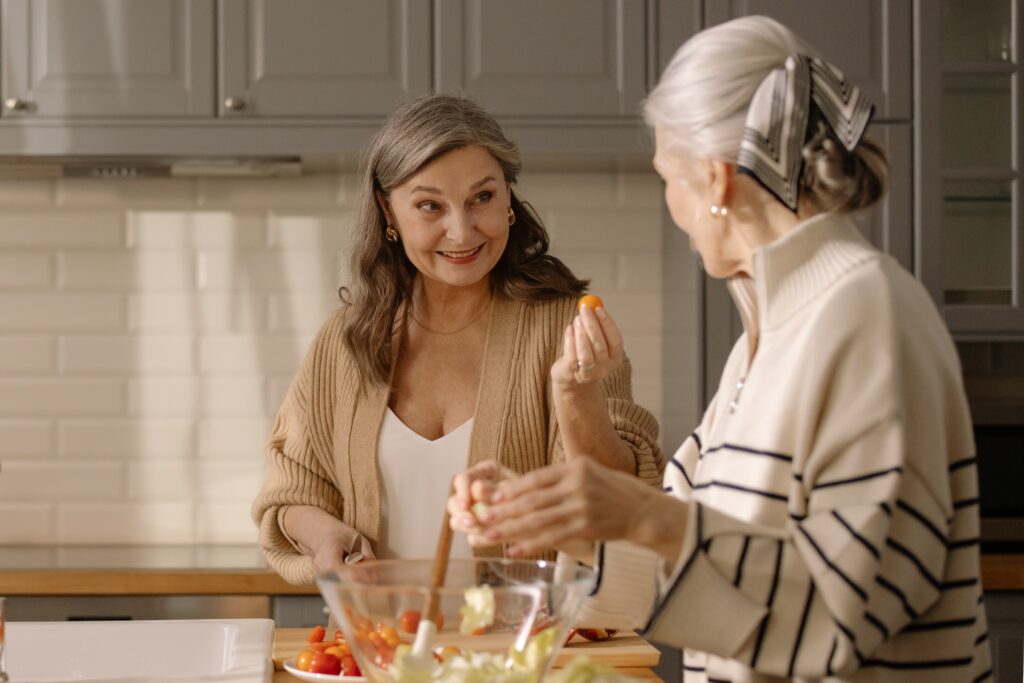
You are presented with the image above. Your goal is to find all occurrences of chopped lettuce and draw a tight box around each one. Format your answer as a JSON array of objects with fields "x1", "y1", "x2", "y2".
[
  {"x1": 458, "y1": 585, "x2": 496, "y2": 636},
  {"x1": 391, "y1": 627, "x2": 560, "y2": 683}
]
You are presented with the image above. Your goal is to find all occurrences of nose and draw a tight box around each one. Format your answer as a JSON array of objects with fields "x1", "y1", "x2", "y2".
[{"x1": 444, "y1": 207, "x2": 476, "y2": 244}]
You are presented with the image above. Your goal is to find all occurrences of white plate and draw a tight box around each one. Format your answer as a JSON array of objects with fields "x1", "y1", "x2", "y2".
[{"x1": 282, "y1": 658, "x2": 366, "y2": 682}]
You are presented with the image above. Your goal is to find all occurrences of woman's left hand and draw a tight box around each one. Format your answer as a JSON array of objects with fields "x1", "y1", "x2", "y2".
[
  {"x1": 551, "y1": 305, "x2": 625, "y2": 390},
  {"x1": 476, "y1": 456, "x2": 668, "y2": 558}
]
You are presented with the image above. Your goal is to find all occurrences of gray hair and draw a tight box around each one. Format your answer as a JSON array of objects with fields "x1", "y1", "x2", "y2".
[{"x1": 644, "y1": 16, "x2": 887, "y2": 213}]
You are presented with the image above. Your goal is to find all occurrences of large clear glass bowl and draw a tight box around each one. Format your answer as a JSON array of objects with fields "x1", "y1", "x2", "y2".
[{"x1": 317, "y1": 558, "x2": 596, "y2": 683}]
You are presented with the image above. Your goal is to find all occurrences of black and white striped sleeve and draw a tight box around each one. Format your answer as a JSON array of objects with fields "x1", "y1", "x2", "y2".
[{"x1": 646, "y1": 416, "x2": 953, "y2": 679}]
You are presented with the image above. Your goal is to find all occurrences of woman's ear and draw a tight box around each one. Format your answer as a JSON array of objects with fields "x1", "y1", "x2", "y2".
[
  {"x1": 375, "y1": 189, "x2": 394, "y2": 225},
  {"x1": 707, "y1": 160, "x2": 736, "y2": 208}
]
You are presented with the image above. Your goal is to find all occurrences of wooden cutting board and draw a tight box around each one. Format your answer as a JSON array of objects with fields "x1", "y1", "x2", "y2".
[{"x1": 272, "y1": 628, "x2": 660, "y2": 670}]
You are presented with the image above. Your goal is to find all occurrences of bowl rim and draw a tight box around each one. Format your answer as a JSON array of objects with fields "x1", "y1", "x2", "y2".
[{"x1": 315, "y1": 557, "x2": 596, "y2": 594}]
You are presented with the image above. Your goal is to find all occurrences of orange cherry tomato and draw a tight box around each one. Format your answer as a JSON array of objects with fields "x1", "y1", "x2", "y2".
[
  {"x1": 379, "y1": 625, "x2": 399, "y2": 641},
  {"x1": 307, "y1": 624, "x2": 326, "y2": 643},
  {"x1": 308, "y1": 641, "x2": 333, "y2": 652},
  {"x1": 439, "y1": 645, "x2": 462, "y2": 662},
  {"x1": 309, "y1": 652, "x2": 342, "y2": 675},
  {"x1": 578, "y1": 294, "x2": 604, "y2": 311},
  {"x1": 399, "y1": 609, "x2": 421, "y2": 634},
  {"x1": 295, "y1": 649, "x2": 316, "y2": 672}
]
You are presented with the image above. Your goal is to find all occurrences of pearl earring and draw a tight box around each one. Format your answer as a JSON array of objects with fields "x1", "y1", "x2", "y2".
[{"x1": 710, "y1": 204, "x2": 728, "y2": 218}]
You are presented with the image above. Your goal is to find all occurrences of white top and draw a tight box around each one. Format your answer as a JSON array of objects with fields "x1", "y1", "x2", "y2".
[
  {"x1": 576, "y1": 213, "x2": 989, "y2": 682},
  {"x1": 377, "y1": 408, "x2": 475, "y2": 560}
]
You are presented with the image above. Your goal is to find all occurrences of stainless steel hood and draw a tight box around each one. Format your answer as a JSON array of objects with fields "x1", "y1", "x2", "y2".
[{"x1": 0, "y1": 156, "x2": 306, "y2": 179}]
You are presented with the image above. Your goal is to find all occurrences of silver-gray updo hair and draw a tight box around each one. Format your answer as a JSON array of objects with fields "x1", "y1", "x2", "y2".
[{"x1": 644, "y1": 15, "x2": 888, "y2": 214}]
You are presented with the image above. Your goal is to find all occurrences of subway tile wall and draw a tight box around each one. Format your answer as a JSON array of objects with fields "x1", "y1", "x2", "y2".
[{"x1": 0, "y1": 171, "x2": 694, "y2": 545}]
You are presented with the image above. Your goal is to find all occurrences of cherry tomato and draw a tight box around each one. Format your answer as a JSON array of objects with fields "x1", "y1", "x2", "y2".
[
  {"x1": 578, "y1": 294, "x2": 605, "y2": 311},
  {"x1": 341, "y1": 654, "x2": 361, "y2": 677},
  {"x1": 577, "y1": 627, "x2": 617, "y2": 641},
  {"x1": 307, "y1": 624, "x2": 326, "y2": 643},
  {"x1": 295, "y1": 649, "x2": 316, "y2": 672},
  {"x1": 399, "y1": 609, "x2": 421, "y2": 634},
  {"x1": 309, "y1": 652, "x2": 342, "y2": 675},
  {"x1": 439, "y1": 645, "x2": 462, "y2": 662}
]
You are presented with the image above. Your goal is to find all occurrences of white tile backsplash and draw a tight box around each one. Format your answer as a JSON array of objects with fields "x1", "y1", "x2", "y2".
[{"x1": 0, "y1": 169, "x2": 696, "y2": 545}]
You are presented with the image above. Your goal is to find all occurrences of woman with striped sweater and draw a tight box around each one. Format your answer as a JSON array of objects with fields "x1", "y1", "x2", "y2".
[{"x1": 449, "y1": 16, "x2": 992, "y2": 682}]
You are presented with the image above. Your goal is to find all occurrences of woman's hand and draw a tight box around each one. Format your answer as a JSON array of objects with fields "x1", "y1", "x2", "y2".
[
  {"x1": 311, "y1": 530, "x2": 375, "y2": 574},
  {"x1": 550, "y1": 305, "x2": 625, "y2": 391},
  {"x1": 447, "y1": 460, "x2": 515, "y2": 547},
  {"x1": 472, "y1": 457, "x2": 688, "y2": 562}
]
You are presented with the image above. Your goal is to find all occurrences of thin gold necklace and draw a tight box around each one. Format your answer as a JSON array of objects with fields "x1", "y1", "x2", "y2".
[{"x1": 408, "y1": 297, "x2": 492, "y2": 336}]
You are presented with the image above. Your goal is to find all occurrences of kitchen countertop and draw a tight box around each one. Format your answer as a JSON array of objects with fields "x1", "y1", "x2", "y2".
[
  {"x1": 1, "y1": 546, "x2": 1023, "y2": 594},
  {"x1": 0, "y1": 545, "x2": 317, "y2": 595}
]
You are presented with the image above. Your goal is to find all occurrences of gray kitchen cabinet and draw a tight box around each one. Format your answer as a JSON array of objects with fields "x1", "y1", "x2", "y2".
[
  {"x1": 916, "y1": 0, "x2": 1024, "y2": 337},
  {"x1": 218, "y1": 0, "x2": 431, "y2": 118},
  {"x1": 435, "y1": 0, "x2": 646, "y2": 119},
  {"x1": 0, "y1": 0, "x2": 215, "y2": 118},
  {"x1": 985, "y1": 591, "x2": 1024, "y2": 683},
  {"x1": 703, "y1": 0, "x2": 913, "y2": 122}
]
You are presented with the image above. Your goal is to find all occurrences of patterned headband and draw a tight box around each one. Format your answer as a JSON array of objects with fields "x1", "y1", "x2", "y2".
[{"x1": 737, "y1": 54, "x2": 874, "y2": 211}]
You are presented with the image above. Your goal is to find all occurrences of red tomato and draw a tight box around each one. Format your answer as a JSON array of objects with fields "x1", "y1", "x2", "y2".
[
  {"x1": 307, "y1": 624, "x2": 326, "y2": 643},
  {"x1": 341, "y1": 654, "x2": 361, "y2": 677},
  {"x1": 295, "y1": 649, "x2": 316, "y2": 672},
  {"x1": 399, "y1": 609, "x2": 421, "y2": 634},
  {"x1": 309, "y1": 652, "x2": 342, "y2": 675}
]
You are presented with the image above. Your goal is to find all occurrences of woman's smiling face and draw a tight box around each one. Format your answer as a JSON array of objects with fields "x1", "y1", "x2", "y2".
[{"x1": 380, "y1": 145, "x2": 511, "y2": 289}]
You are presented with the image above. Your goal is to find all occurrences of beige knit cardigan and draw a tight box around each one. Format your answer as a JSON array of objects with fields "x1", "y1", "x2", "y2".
[{"x1": 251, "y1": 294, "x2": 665, "y2": 584}]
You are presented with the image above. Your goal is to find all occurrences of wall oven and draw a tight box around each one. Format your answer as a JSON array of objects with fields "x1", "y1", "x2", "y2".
[{"x1": 976, "y1": 425, "x2": 1024, "y2": 547}]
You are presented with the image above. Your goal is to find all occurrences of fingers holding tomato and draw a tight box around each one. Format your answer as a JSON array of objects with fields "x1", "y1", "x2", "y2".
[{"x1": 551, "y1": 294, "x2": 624, "y2": 389}]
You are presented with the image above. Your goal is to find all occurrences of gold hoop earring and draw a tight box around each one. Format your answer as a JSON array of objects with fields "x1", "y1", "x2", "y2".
[
  {"x1": 710, "y1": 205, "x2": 728, "y2": 218},
  {"x1": 385, "y1": 224, "x2": 399, "y2": 242},
  {"x1": 507, "y1": 206, "x2": 516, "y2": 226}
]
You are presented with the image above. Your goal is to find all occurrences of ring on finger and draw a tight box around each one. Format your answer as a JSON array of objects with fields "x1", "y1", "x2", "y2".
[{"x1": 576, "y1": 360, "x2": 596, "y2": 371}]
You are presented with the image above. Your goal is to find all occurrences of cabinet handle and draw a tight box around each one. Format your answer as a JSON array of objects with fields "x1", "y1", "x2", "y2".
[
  {"x1": 223, "y1": 97, "x2": 246, "y2": 111},
  {"x1": 4, "y1": 97, "x2": 29, "y2": 111}
]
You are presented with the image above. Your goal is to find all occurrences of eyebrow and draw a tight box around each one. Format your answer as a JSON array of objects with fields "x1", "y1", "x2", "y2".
[{"x1": 410, "y1": 175, "x2": 498, "y2": 195}]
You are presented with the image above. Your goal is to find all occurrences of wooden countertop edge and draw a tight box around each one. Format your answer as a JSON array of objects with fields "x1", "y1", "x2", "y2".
[
  {"x1": 0, "y1": 569, "x2": 319, "y2": 595},
  {"x1": 981, "y1": 553, "x2": 1024, "y2": 591},
  {"x1": 1, "y1": 554, "x2": 1022, "y2": 594}
]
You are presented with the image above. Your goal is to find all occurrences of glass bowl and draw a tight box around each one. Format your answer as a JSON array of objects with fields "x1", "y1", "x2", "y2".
[{"x1": 317, "y1": 558, "x2": 596, "y2": 683}]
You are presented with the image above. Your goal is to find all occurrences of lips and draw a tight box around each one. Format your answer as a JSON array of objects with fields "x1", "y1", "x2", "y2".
[{"x1": 438, "y1": 244, "x2": 484, "y2": 261}]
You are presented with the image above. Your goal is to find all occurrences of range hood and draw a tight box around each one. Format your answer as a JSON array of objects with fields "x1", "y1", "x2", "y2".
[{"x1": 0, "y1": 156, "x2": 306, "y2": 179}]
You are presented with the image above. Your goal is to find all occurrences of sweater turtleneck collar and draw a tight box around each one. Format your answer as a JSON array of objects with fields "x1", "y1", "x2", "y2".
[{"x1": 726, "y1": 211, "x2": 879, "y2": 343}]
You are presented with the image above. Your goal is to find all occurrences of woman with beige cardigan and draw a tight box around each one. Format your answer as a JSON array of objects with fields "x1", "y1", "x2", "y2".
[
  {"x1": 450, "y1": 17, "x2": 991, "y2": 683},
  {"x1": 251, "y1": 94, "x2": 664, "y2": 585}
]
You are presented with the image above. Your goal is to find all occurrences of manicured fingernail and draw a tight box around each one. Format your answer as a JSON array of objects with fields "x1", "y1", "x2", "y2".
[
  {"x1": 485, "y1": 529, "x2": 501, "y2": 541},
  {"x1": 460, "y1": 515, "x2": 475, "y2": 527},
  {"x1": 491, "y1": 490, "x2": 505, "y2": 503},
  {"x1": 596, "y1": 307, "x2": 608, "y2": 318}
]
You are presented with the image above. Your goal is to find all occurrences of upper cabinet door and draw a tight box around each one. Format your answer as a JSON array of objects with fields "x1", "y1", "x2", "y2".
[
  {"x1": 435, "y1": 0, "x2": 646, "y2": 117},
  {"x1": 0, "y1": 0, "x2": 215, "y2": 118},
  {"x1": 219, "y1": 0, "x2": 431, "y2": 118},
  {"x1": 704, "y1": 0, "x2": 912, "y2": 121}
]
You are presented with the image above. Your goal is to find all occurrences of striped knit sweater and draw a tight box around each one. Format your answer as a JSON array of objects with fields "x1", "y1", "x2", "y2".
[
  {"x1": 574, "y1": 213, "x2": 992, "y2": 682},
  {"x1": 251, "y1": 294, "x2": 664, "y2": 585}
]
